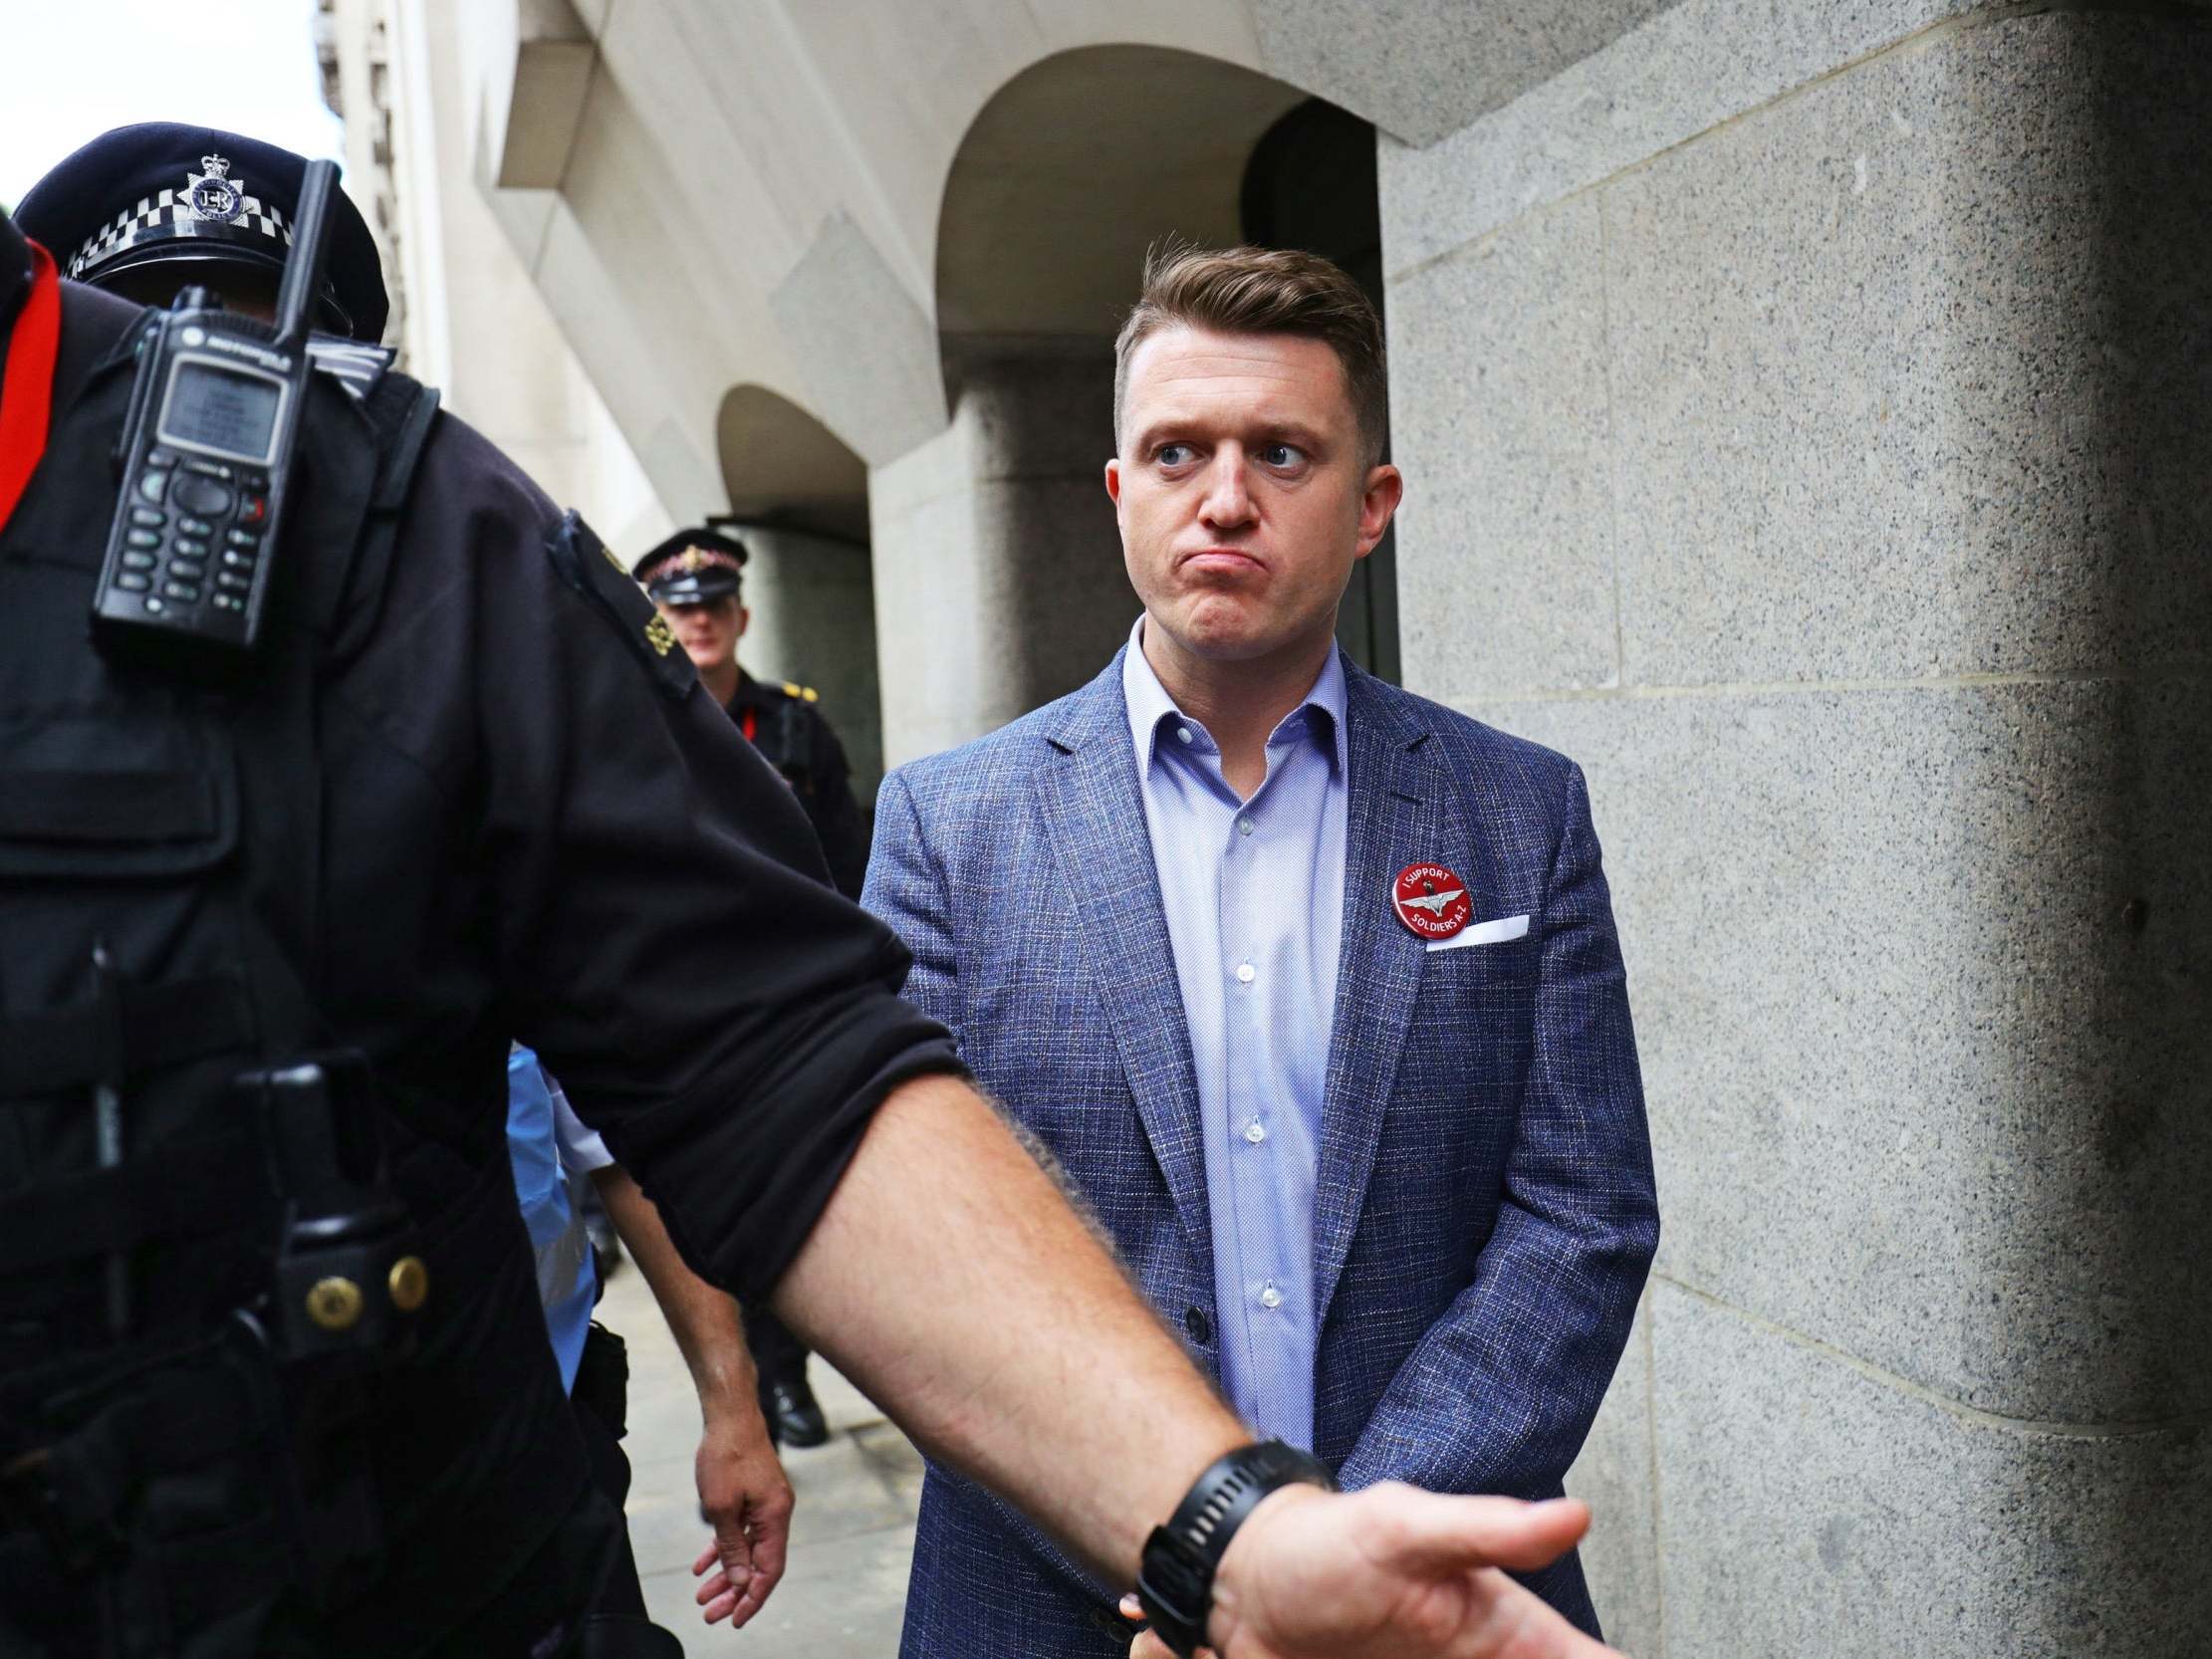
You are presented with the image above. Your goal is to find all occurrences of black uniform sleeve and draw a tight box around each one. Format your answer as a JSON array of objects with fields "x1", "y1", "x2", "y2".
[
  {"x1": 802, "y1": 709, "x2": 870, "y2": 900},
  {"x1": 347, "y1": 419, "x2": 962, "y2": 1302}
]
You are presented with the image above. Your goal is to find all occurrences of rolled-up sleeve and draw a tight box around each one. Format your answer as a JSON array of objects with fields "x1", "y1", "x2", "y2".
[{"x1": 414, "y1": 462, "x2": 963, "y2": 1303}]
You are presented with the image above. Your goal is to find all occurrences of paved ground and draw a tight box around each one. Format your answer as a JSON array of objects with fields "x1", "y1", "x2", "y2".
[{"x1": 599, "y1": 1264, "x2": 922, "y2": 1657}]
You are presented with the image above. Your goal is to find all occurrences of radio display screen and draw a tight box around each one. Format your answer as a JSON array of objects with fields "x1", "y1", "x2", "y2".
[{"x1": 162, "y1": 361, "x2": 281, "y2": 461}]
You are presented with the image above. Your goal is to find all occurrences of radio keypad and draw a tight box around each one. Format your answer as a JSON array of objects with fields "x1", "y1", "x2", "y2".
[{"x1": 115, "y1": 453, "x2": 272, "y2": 627}]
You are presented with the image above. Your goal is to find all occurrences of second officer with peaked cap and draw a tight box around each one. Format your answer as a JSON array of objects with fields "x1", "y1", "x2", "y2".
[{"x1": 633, "y1": 528, "x2": 869, "y2": 903}]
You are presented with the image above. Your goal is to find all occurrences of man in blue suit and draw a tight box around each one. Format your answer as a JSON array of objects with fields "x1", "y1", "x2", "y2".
[{"x1": 865, "y1": 245, "x2": 1659, "y2": 1657}]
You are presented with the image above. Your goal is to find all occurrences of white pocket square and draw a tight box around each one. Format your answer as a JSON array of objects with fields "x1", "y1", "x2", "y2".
[{"x1": 1425, "y1": 913, "x2": 1530, "y2": 952}]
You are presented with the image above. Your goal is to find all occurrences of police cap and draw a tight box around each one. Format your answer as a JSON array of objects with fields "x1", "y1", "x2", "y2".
[
  {"x1": 14, "y1": 123, "x2": 387, "y2": 342},
  {"x1": 633, "y1": 528, "x2": 749, "y2": 607}
]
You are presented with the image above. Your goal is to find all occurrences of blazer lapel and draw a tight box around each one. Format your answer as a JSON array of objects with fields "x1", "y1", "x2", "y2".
[
  {"x1": 1034, "y1": 653, "x2": 1213, "y2": 1273},
  {"x1": 1312, "y1": 668, "x2": 1441, "y2": 1329}
]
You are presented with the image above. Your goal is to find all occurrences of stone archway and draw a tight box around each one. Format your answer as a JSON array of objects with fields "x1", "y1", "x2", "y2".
[{"x1": 714, "y1": 383, "x2": 883, "y2": 795}]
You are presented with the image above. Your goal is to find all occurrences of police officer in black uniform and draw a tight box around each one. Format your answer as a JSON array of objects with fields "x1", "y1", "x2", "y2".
[
  {"x1": 17, "y1": 127, "x2": 733, "y2": 1659},
  {"x1": 633, "y1": 529, "x2": 869, "y2": 903},
  {"x1": 1, "y1": 140, "x2": 941, "y2": 1659},
  {"x1": 632, "y1": 527, "x2": 858, "y2": 1446},
  {"x1": 0, "y1": 131, "x2": 1625, "y2": 1659}
]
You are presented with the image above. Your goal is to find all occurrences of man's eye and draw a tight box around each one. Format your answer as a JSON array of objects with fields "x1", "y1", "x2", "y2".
[
  {"x1": 1261, "y1": 443, "x2": 1305, "y2": 468},
  {"x1": 1155, "y1": 443, "x2": 1193, "y2": 466}
]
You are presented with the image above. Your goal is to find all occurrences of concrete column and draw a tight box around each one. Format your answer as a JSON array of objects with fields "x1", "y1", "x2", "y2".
[
  {"x1": 869, "y1": 351, "x2": 1137, "y2": 767},
  {"x1": 1380, "y1": 9, "x2": 2211, "y2": 1655},
  {"x1": 735, "y1": 527, "x2": 884, "y2": 802}
]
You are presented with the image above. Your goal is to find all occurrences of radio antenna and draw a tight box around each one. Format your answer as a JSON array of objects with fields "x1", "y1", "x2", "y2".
[{"x1": 273, "y1": 159, "x2": 338, "y2": 352}]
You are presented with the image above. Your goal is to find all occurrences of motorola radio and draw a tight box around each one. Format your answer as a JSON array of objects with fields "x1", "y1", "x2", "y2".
[{"x1": 92, "y1": 159, "x2": 340, "y2": 667}]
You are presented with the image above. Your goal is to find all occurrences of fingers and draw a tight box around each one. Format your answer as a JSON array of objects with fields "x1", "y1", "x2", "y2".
[
  {"x1": 1120, "y1": 1593, "x2": 1220, "y2": 1659},
  {"x1": 1358, "y1": 1489, "x2": 1592, "y2": 1577},
  {"x1": 726, "y1": 1498, "x2": 790, "y2": 1628},
  {"x1": 1465, "y1": 1567, "x2": 1621, "y2": 1659}
]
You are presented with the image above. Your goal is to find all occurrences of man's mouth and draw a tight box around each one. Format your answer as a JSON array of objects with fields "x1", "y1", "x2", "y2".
[{"x1": 1177, "y1": 546, "x2": 1265, "y2": 576}]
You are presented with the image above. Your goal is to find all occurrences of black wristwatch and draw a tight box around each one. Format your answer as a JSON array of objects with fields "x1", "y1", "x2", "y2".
[{"x1": 1133, "y1": 1441, "x2": 1336, "y2": 1657}]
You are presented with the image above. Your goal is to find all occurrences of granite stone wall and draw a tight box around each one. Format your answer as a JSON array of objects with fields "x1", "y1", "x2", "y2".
[
  {"x1": 1379, "y1": 8, "x2": 2212, "y2": 1653},
  {"x1": 869, "y1": 353, "x2": 1137, "y2": 769}
]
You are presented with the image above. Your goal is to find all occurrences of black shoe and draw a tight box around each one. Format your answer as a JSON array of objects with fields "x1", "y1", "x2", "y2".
[{"x1": 762, "y1": 1374, "x2": 829, "y2": 1448}]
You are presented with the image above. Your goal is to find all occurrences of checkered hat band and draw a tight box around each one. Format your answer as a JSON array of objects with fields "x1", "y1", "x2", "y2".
[{"x1": 68, "y1": 192, "x2": 294, "y2": 280}]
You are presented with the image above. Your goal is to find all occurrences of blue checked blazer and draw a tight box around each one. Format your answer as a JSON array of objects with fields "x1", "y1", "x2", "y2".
[{"x1": 864, "y1": 650, "x2": 1658, "y2": 1657}]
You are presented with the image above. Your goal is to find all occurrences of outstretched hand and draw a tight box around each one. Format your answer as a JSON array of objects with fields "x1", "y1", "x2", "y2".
[
  {"x1": 1121, "y1": 1486, "x2": 1617, "y2": 1659},
  {"x1": 688, "y1": 1402, "x2": 795, "y2": 1629}
]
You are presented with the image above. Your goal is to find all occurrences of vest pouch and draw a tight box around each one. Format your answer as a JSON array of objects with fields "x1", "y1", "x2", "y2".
[
  {"x1": 0, "y1": 712, "x2": 241, "y2": 883},
  {"x1": 0, "y1": 1320, "x2": 296, "y2": 1659},
  {"x1": 0, "y1": 708, "x2": 273, "y2": 1364}
]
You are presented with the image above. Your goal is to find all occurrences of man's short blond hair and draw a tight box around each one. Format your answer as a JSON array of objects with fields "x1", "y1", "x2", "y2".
[{"x1": 1112, "y1": 244, "x2": 1389, "y2": 467}]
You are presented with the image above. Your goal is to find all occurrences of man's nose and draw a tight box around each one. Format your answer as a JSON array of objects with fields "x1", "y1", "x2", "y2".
[{"x1": 1197, "y1": 448, "x2": 1255, "y2": 530}]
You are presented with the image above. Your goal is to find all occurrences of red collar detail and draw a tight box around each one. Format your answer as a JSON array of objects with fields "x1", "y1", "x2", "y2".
[{"x1": 0, "y1": 241, "x2": 62, "y2": 540}]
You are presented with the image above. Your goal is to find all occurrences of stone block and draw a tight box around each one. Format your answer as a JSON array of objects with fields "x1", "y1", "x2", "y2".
[
  {"x1": 1387, "y1": 193, "x2": 1619, "y2": 703},
  {"x1": 871, "y1": 466, "x2": 1014, "y2": 769},
  {"x1": 1566, "y1": 1288, "x2": 1661, "y2": 1658},
  {"x1": 949, "y1": 349, "x2": 1118, "y2": 481},
  {"x1": 771, "y1": 213, "x2": 948, "y2": 467},
  {"x1": 1378, "y1": 0, "x2": 1979, "y2": 277},
  {"x1": 983, "y1": 477, "x2": 1138, "y2": 710},
  {"x1": 1254, "y1": 0, "x2": 1677, "y2": 148},
  {"x1": 1460, "y1": 679, "x2": 2212, "y2": 1424},
  {"x1": 1598, "y1": 10, "x2": 2212, "y2": 688},
  {"x1": 495, "y1": 36, "x2": 595, "y2": 189},
  {"x1": 1651, "y1": 1284, "x2": 2212, "y2": 1657}
]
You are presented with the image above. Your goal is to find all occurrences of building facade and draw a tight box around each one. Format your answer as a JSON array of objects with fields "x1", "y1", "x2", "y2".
[{"x1": 333, "y1": 3, "x2": 2211, "y2": 1653}]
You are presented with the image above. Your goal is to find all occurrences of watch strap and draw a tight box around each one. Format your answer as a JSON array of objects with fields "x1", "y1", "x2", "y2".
[{"x1": 1134, "y1": 1440, "x2": 1335, "y2": 1657}]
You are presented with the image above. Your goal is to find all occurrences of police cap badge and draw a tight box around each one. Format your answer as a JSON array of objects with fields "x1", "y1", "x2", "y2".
[{"x1": 632, "y1": 527, "x2": 750, "y2": 607}]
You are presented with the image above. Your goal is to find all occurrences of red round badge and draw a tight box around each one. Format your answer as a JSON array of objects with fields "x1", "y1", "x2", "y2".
[{"x1": 1392, "y1": 863, "x2": 1472, "y2": 940}]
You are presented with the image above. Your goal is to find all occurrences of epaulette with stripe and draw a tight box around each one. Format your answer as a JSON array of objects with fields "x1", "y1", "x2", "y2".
[{"x1": 306, "y1": 334, "x2": 396, "y2": 401}]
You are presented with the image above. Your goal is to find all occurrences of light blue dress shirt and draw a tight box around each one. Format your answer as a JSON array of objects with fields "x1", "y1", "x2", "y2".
[
  {"x1": 1121, "y1": 619, "x2": 1348, "y2": 1450},
  {"x1": 507, "y1": 1045, "x2": 599, "y2": 1393}
]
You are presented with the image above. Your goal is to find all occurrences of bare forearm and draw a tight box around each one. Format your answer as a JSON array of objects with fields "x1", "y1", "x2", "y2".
[
  {"x1": 774, "y1": 1072, "x2": 1245, "y2": 1581},
  {"x1": 595, "y1": 1164, "x2": 756, "y2": 1414}
]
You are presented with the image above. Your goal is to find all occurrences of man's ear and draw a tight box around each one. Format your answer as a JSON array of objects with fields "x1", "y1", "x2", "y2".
[
  {"x1": 735, "y1": 604, "x2": 752, "y2": 640},
  {"x1": 1355, "y1": 464, "x2": 1404, "y2": 558},
  {"x1": 1104, "y1": 457, "x2": 1123, "y2": 508}
]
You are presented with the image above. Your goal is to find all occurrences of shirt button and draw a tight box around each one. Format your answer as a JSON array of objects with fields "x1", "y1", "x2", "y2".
[
  {"x1": 1175, "y1": 726, "x2": 1193, "y2": 745},
  {"x1": 1235, "y1": 962, "x2": 1255, "y2": 984},
  {"x1": 1243, "y1": 1118, "x2": 1267, "y2": 1145},
  {"x1": 1237, "y1": 818, "x2": 1254, "y2": 836},
  {"x1": 1259, "y1": 1283, "x2": 1284, "y2": 1311}
]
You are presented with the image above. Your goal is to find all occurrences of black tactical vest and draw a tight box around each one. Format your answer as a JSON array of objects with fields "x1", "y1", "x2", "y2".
[{"x1": 0, "y1": 283, "x2": 608, "y2": 1658}]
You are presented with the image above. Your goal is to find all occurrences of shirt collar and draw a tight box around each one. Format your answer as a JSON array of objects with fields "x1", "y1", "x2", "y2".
[{"x1": 1121, "y1": 615, "x2": 1349, "y2": 777}]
